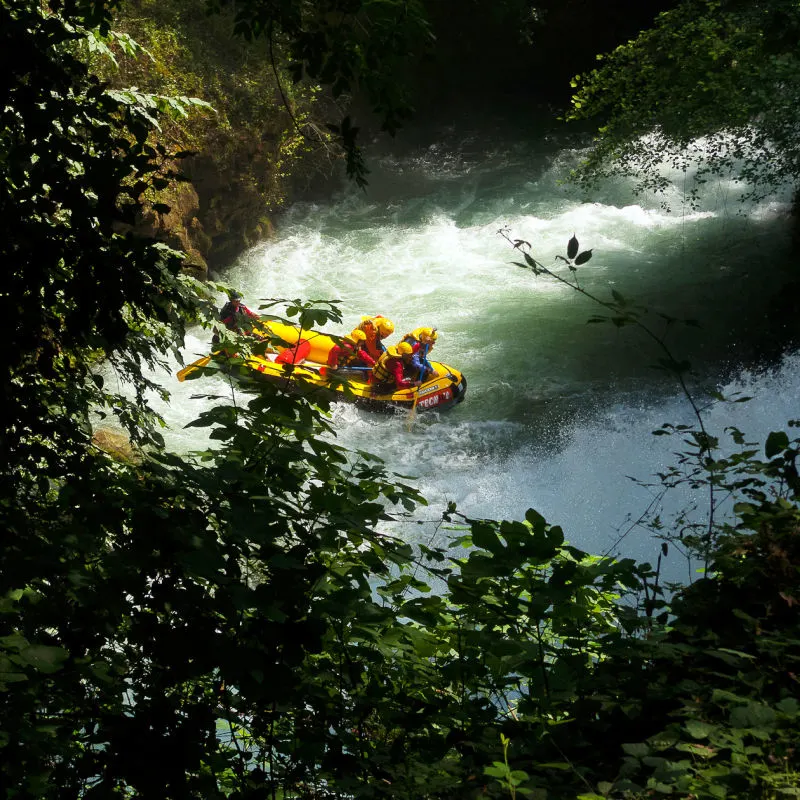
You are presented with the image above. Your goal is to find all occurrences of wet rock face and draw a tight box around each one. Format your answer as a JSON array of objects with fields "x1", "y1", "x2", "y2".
[
  {"x1": 135, "y1": 176, "x2": 209, "y2": 280},
  {"x1": 122, "y1": 118, "x2": 337, "y2": 279},
  {"x1": 181, "y1": 153, "x2": 279, "y2": 273},
  {"x1": 133, "y1": 153, "x2": 283, "y2": 279}
]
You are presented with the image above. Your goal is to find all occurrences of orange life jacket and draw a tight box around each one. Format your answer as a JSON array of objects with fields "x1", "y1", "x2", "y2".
[{"x1": 357, "y1": 315, "x2": 391, "y2": 360}]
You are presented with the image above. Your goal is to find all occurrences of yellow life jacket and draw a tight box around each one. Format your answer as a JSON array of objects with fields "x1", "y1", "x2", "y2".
[
  {"x1": 402, "y1": 327, "x2": 436, "y2": 350},
  {"x1": 372, "y1": 348, "x2": 400, "y2": 383}
]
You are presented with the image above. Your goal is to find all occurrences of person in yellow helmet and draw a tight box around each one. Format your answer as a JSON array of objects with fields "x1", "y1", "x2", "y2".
[
  {"x1": 401, "y1": 327, "x2": 438, "y2": 381},
  {"x1": 326, "y1": 329, "x2": 375, "y2": 371},
  {"x1": 402, "y1": 327, "x2": 437, "y2": 344},
  {"x1": 371, "y1": 341, "x2": 418, "y2": 394},
  {"x1": 355, "y1": 315, "x2": 395, "y2": 360}
]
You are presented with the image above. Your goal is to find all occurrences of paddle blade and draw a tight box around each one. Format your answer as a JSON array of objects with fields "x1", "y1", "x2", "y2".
[
  {"x1": 176, "y1": 355, "x2": 212, "y2": 382},
  {"x1": 406, "y1": 388, "x2": 420, "y2": 430}
]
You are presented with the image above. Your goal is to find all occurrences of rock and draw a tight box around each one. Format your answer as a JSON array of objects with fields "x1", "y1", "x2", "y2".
[
  {"x1": 128, "y1": 148, "x2": 292, "y2": 276},
  {"x1": 92, "y1": 428, "x2": 142, "y2": 465},
  {"x1": 181, "y1": 247, "x2": 208, "y2": 281},
  {"x1": 134, "y1": 170, "x2": 211, "y2": 278}
]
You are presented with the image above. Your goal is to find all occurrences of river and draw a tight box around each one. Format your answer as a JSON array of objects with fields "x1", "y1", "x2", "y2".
[{"x1": 143, "y1": 119, "x2": 800, "y2": 575}]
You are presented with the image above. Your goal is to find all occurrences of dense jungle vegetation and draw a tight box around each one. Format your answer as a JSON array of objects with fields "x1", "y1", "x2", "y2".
[{"x1": 2, "y1": 0, "x2": 799, "y2": 797}]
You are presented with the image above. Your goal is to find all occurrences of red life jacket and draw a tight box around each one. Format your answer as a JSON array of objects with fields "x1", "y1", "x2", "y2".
[{"x1": 328, "y1": 339, "x2": 359, "y2": 367}]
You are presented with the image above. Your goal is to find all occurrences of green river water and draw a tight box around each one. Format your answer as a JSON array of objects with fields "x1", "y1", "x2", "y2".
[{"x1": 132, "y1": 121, "x2": 800, "y2": 573}]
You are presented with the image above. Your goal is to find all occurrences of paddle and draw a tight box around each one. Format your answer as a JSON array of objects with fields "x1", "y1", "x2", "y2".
[
  {"x1": 407, "y1": 342, "x2": 430, "y2": 426},
  {"x1": 321, "y1": 365, "x2": 372, "y2": 374},
  {"x1": 176, "y1": 355, "x2": 212, "y2": 382},
  {"x1": 177, "y1": 333, "x2": 311, "y2": 383}
]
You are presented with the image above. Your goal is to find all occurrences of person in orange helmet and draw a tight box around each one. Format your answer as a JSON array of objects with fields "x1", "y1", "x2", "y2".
[{"x1": 355, "y1": 315, "x2": 395, "y2": 360}]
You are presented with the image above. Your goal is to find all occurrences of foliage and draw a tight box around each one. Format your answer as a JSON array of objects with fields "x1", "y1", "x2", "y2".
[
  {"x1": 219, "y1": 0, "x2": 434, "y2": 186},
  {"x1": 496, "y1": 232, "x2": 800, "y2": 799},
  {"x1": 3, "y1": 0, "x2": 800, "y2": 798},
  {"x1": 567, "y1": 0, "x2": 800, "y2": 206},
  {"x1": 93, "y1": 0, "x2": 333, "y2": 223},
  {"x1": 0, "y1": 0, "x2": 204, "y2": 471}
]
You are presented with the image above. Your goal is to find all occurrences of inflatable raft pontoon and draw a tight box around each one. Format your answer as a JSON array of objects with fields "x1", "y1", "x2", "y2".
[{"x1": 179, "y1": 320, "x2": 467, "y2": 414}]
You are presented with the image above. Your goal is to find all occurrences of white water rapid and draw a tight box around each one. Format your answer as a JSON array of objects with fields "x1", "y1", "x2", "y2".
[{"x1": 128, "y1": 126, "x2": 800, "y2": 571}]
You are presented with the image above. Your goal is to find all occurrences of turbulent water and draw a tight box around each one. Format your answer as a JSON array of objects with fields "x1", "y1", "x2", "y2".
[{"x1": 133, "y1": 122, "x2": 800, "y2": 571}]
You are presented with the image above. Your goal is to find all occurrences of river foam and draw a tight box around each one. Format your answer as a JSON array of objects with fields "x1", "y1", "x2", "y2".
[{"x1": 129, "y1": 129, "x2": 800, "y2": 566}]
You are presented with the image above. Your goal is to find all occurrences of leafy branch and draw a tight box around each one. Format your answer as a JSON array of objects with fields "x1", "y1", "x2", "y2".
[
  {"x1": 498, "y1": 226, "x2": 723, "y2": 565},
  {"x1": 484, "y1": 734, "x2": 535, "y2": 799}
]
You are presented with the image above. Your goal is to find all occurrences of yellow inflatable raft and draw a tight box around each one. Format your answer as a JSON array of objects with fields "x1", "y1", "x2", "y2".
[{"x1": 179, "y1": 320, "x2": 468, "y2": 413}]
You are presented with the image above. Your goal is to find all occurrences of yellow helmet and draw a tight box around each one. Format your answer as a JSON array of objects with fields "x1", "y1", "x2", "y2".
[
  {"x1": 348, "y1": 329, "x2": 367, "y2": 343},
  {"x1": 396, "y1": 341, "x2": 413, "y2": 356},
  {"x1": 376, "y1": 319, "x2": 395, "y2": 337},
  {"x1": 419, "y1": 327, "x2": 438, "y2": 344}
]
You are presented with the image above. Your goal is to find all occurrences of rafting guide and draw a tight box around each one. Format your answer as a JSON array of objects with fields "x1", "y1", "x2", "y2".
[{"x1": 212, "y1": 290, "x2": 261, "y2": 344}]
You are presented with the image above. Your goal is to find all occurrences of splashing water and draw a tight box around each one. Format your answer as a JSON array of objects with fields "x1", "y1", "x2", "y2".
[{"x1": 135, "y1": 129, "x2": 800, "y2": 568}]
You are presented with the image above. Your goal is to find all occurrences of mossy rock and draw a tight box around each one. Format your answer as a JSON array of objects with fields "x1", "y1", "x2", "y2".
[
  {"x1": 181, "y1": 247, "x2": 208, "y2": 280},
  {"x1": 92, "y1": 428, "x2": 142, "y2": 465}
]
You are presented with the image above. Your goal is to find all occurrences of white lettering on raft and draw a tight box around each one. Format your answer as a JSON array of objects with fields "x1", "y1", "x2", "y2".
[{"x1": 417, "y1": 389, "x2": 452, "y2": 409}]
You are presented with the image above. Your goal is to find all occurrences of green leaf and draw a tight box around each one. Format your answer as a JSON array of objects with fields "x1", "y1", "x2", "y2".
[
  {"x1": 525, "y1": 508, "x2": 547, "y2": 535},
  {"x1": 684, "y1": 720, "x2": 716, "y2": 739},
  {"x1": 622, "y1": 742, "x2": 650, "y2": 758},
  {"x1": 567, "y1": 234, "x2": 579, "y2": 259},
  {"x1": 472, "y1": 522, "x2": 504, "y2": 554},
  {"x1": 776, "y1": 698, "x2": 799, "y2": 717},
  {"x1": 729, "y1": 702, "x2": 776, "y2": 729},
  {"x1": 19, "y1": 645, "x2": 69, "y2": 674},
  {"x1": 484, "y1": 764, "x2": 509, "y2": 778},
  {"x1": 0, "y1": 669, "x2": 28, "y2": 686},
  {"x1": 765, "y1": 430, "x2": 790, "y2": 458}
]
